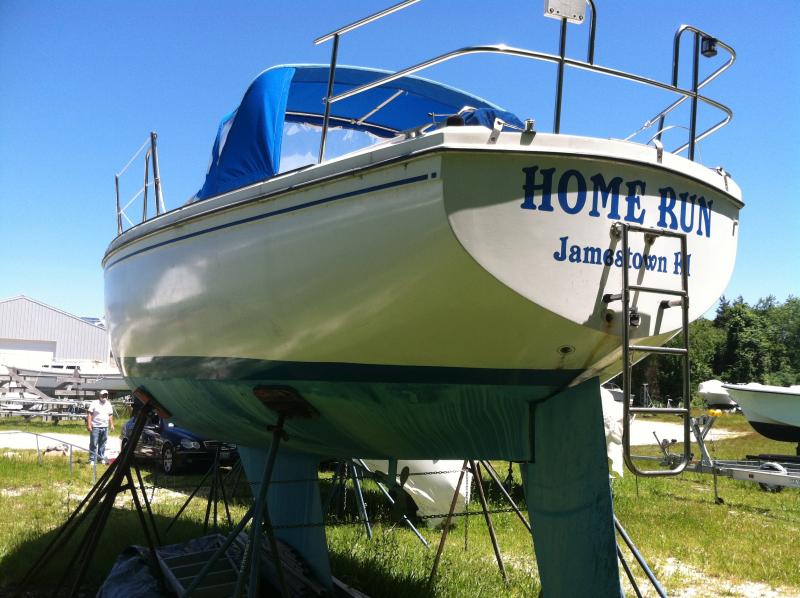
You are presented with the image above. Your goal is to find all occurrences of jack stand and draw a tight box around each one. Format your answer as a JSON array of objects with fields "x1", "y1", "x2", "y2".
[
  {"x1": 221, "y1": 459, "x2": 246, "y2": 501},
  {"x1": 464, "y1": 475, "x2": 469, "y2": 552},
  {"x1": 469, "y1": 460, "x2": 507, "y2": 582},
  {"x1": 238, "y1": 413, "x2": 290, "y2": 598},
  {"x1": 182, "y1": 416, "x2": 289, "y2": 598},
  {"x1": 429, "y1": 460, "x2": 531, "y2": 587},
  {"x1": 614, "y1": 516, "x2": 667, "y2": 598},
  {"x1": 322, "y1": 461, "x2": 348, "y2": 518},
  {"x1": 428, "y1": 460, "x2": 468, "y2": 587},
  {"x1": 165, "y1": 446, "x2": 234, "y2": 537},
  {"x1": 351, "y1": 463, "x2": 373, "y2": 540},
  {"x1": 322, "y1": 461, "x2": 373, "y2": 540},
  {"x1": 17, "y1": 388, "x2": 164, "y2": 597},
  {"x1": 181, "y1": 385, "x2": 319, "y2": 598},
  {"x1": 480, "y1": 460, "x2": 531, "y2": 533}
]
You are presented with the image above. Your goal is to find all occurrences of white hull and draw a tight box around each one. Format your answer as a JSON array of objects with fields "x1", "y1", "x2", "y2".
[
  {"x1": 103, "y1": 129, "x2": 741, "y2": 455},
  {"x1": 105, "y1": 130, "x2": 740, "y2": 373},
  {"x1": 698, "y1": 379, "x2": 737, "y2": 408},
  {"x1": 723, "y1": 383, "x2": 800, "y2": 442}
]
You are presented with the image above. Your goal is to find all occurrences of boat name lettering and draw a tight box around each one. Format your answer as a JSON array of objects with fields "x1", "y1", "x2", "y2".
[
  {"x1": 520, "y1": 165, "x2": 713, "y2": 238},
  {"x1": 553, "y1": 236, "x2": 691, "y2": 276}
]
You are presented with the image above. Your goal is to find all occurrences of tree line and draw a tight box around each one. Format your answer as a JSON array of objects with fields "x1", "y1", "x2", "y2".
[{"x1": 615, "y1": 295, "x2": 800, "y2": 405}]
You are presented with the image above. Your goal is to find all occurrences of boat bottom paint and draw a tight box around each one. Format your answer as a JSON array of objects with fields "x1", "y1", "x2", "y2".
[
  {"x1": 522, "y1": 379, "x2": 621, "y2": 597},
  {"x1": 747, "y1": 420, "x2": 800, "y2": 443},
  {"x1": 121, "y1": 357, "x2": 582, "y2": 460},
  {"x1": 219, "y1": 379, "x2": 622, "y2": 596}
]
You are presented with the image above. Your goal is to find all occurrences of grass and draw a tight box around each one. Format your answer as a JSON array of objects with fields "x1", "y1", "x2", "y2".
[
  {"x1": 0, "y1": 416, "x2": 87, "y2": 434},
  {"x1": 0, "y1": 450, "x2": 252, "y2": 594},
  {"x1": 1, "y1": 413, "x2": 798, "y2": 596},
  {"x1": 632, "y1": 408, "x2": 755, "y2": 430}
]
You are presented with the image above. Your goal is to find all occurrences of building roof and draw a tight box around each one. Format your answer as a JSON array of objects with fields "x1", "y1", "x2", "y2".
[{"x1": 0, "y1": 295, "x2": 103, "y2": 328}]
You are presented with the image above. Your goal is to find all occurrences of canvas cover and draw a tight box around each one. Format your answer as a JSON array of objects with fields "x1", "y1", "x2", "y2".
[{"x1": 196, "y1": 65, "x2": 523, "y2": 200}]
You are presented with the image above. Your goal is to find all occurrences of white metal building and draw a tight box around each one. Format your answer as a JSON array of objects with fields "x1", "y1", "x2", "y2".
[{"x1": 0, "y1": 296, "x2": 111, "y2": 368}]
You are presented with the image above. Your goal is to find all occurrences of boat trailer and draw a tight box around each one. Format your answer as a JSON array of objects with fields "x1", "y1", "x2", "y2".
[{"x1": 649, "y1": 414, "x2": 800, "y2": 498}]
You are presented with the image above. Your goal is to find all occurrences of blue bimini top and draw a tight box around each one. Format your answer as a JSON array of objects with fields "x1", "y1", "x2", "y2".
[{"x1": 195, "y1": 64, "x2": 523, "y2": 200}]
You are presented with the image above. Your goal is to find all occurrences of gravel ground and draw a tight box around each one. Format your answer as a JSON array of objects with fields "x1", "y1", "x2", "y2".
[{"x1": 628, "y1": 419, "x2": 745, "y2": 446}]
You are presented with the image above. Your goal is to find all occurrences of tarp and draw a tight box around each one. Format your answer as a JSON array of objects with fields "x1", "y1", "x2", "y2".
[
  {"x1": 196, "y1": 64, "x2": 524, "y2": 200},
  {"x1": 522, "y1": 378, "x2": 623, "y2": 596}
]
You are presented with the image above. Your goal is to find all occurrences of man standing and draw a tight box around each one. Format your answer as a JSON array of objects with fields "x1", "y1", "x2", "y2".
[{"x1": 87, "y1": 390, "x2": 114, "y2": 464}]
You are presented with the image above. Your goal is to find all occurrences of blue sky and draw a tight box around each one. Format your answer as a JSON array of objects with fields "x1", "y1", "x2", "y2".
[{"x1": 1, "y1": 1, "x2": 797, "y2": 318}]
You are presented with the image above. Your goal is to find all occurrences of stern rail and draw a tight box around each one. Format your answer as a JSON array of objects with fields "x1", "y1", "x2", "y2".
[{"x1": 317, "y1": 1, "x2": 735, "y2": 162}]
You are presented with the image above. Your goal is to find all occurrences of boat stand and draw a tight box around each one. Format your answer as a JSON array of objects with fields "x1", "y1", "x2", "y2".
[
  {"x1": 614, "y1": 516, "x2": 667, "y2": 598},
  {"x1": 428, "y1": 460, "x2": 510, "y2": 586},
  {"x1": 180, "y1": 416, "x2": 289, "y2": 597},
  {"x1": 322, "y1": 461, "x2": 373, "y2": 540},
  {"x1": 181, "y1": 385, "x2": 320, "y2": 598},
  {"x1": 164, "y1": 445, "x2": 235, "y2": 537},
  {"x1": 17, "y1": 388, "x2": 164, "y2": 598}
]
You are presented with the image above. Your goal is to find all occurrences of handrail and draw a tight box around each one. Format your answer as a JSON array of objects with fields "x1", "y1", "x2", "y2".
[
  {"x1": 656, "y1": 26, "x2": 736, "y2": 144},
  {"x1": 553, "y1": 0, "x2": 597, "y2": 132},
  {"x1": 326, "y1": 43, "x2": 733, "y2": 156},
  {"x1": 314, "y1": 0, "x2": 421, "y2": 45},
  {"x1": 314, "y1": 0, "x2": 422, "y2": 163},
  {"x1": 627, "y1": 25, "x2": 735, "y2": 148},
  {"x1": 315, "y1": 1, "x2": 733, "y2": 161},
  {"x1": 314, "y1": 0, "x2": 596, "y2": 59},
  {"x1": 586, "y1": 0, "x2": 597, "y2": 64}
]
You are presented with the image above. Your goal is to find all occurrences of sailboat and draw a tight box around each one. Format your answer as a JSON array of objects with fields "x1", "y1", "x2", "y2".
[{"x1": 103, "y1": 2, "x2": 742, "y2": 594}]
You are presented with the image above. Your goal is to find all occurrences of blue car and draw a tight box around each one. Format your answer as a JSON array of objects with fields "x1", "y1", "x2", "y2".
[{"x1": 121, "y1": 410, "x2": 237, "y2": 474}]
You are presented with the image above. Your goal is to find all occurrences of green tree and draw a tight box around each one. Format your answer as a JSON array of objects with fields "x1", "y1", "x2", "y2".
[
  {"x1": 656, "y1": 318, "x2": 726, "y2": 405},
  {"x1": 720, "y1": 301, "x2": 771, "y2": 383},
  {"x1": 762, "y1": 296, "x2": 800, "y2": 385},
  {"x1": 608, "y1": 295, "x2": 799, "y2": 405}
]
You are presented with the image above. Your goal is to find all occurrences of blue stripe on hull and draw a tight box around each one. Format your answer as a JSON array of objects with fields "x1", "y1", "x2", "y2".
[{"x1": 106, "y1": 173, "x2": 432, "y2": 268}]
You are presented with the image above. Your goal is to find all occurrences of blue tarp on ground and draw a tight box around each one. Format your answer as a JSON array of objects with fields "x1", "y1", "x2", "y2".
[{"x1": 196, "y1": 65, "x2": 523, "y2": 200}]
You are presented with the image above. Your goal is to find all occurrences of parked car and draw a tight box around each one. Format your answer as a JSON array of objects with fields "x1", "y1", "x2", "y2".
[{"x1": 121, "y1": 409, "x2": 237, "y2": 474}]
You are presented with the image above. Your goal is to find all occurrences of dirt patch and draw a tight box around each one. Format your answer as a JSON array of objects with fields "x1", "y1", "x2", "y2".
[
  {"x1": 660, "y1": 557, "x2": 800, "y2": 598},
  {"x1": 629, "y1": 421, "x2": 746, "y2": 446},
  {"x1": 0, "y1": 488, "x2": 25, "y2": 497}
]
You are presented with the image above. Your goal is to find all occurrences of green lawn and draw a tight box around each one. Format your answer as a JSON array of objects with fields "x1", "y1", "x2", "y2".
[{"x1": 1, "y1": 413, "x2": 798, "y2": 596}]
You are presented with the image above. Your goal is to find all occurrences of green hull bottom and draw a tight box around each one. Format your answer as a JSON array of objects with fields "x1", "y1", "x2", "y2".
[
  {"x1": 235, "y1": 378, "x2": 622, "y2": 596},
  {"x1": 124, "y1": 361, "x2": 581, "y2": 460},
  {"x1": 522, "y1": 378, "x2": 623, "y2": 596}
]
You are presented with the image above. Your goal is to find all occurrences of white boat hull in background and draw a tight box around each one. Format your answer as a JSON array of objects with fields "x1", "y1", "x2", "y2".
[
  {"x1": 698, "y1": 379, "x2": 737, "y2": 408},
  {"x1": 360, "y1": 459, "x2": 471, "y2": 526},
  {"x1": 723, "y1": 383, "x2": 800, "y2": 442}
]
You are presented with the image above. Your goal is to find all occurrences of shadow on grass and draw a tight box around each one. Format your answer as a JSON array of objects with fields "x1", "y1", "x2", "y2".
[
  {"x1": 329, "y1": 550, "x2": 436, "y2": 598},
  {"x1": 0, "y1": 474, "x2": 430, "y2": 597},
  {"x1": 129, "y1": 460, "x2": 254, "y2": 509},
  {"x1": 644, "y1": 484, "x2": 797, "y2": 523},
  {"x1": 0, "y1": 507, "x2": 214, "y2": 596}
]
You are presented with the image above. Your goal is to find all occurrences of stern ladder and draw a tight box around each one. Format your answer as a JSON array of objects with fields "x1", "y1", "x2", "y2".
[{"x1": 606, "y1": 222, "x2": 692, "y2": 476}]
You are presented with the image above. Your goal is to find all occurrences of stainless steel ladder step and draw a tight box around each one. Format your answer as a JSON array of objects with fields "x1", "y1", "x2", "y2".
[{"x1": 607, "y1": 221, "x2": 692, "y2": 477}]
